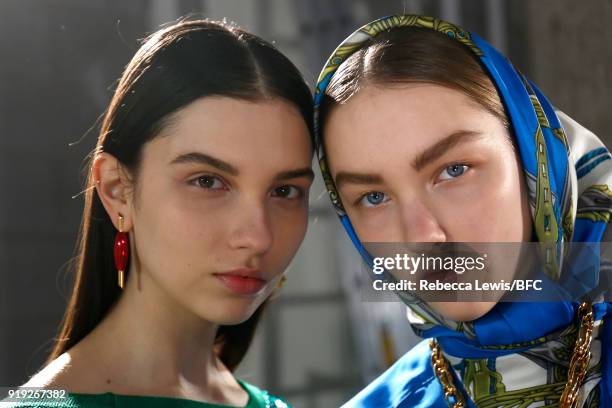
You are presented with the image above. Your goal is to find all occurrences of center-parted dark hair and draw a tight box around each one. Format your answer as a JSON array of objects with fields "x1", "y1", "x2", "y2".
[{"x1": 47, "y1": 19, "x2": 313, "y2": 371}]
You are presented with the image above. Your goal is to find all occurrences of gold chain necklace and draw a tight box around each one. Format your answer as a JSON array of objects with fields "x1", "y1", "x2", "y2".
[{"x1": 430, "y1": 302, "x2": 594, "y2": 408}]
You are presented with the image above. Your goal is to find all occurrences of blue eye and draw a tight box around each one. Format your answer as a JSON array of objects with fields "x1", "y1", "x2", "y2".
[
  {"x1": 359, "y1": 191, "x2": 388, "y2": 208},
  {"x1": 439, "y1": 164, "x2": 468, "y2": 181},
  {"x1": 272, "y1": 185, "x2": 302, "y2": 199}
]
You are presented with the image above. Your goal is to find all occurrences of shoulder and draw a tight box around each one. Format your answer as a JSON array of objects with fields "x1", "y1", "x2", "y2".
[
  {"x1": 20, "y1": 352, "x2": 88, "y2": 392},
  {"x1": 341, "y1": 340, "x2": 446, "y2": 408},
  {"x1": 238, "y1": 380, "x2": 291, "y2": 408},
  {"x1": 0, "y1": 354, "x2": 101, "y2": 407},
  {"x1": 0, "y1": 391, "x2": 87, "y2": 408}
]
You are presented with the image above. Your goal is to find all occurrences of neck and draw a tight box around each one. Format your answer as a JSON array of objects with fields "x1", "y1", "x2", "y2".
[{"x1": 76, "y1": 266, "x2": 230, "y2": 395}]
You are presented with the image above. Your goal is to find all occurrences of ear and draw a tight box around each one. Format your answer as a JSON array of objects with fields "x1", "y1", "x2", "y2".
[{"x1": 92, "y1": 152, "x2": 134, "y2": 231}]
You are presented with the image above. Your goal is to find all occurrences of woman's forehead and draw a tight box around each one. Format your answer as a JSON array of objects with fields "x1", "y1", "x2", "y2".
[
  {"x1": 324, "y1": 85, "x2": 506, "y2": 149},
  {"x1": 136, "y1": 98, "x2": 312, "y2": 176}
]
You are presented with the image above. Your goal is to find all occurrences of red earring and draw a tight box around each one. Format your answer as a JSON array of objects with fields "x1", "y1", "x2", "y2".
[{"x1": 114, "y1": 214, "x2": 129, "y2": 289}]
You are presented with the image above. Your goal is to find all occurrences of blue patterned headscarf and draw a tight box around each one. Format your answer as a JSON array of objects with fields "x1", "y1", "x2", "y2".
[{"x1": 314, "y1": 15, "x2": 612, "y2": 407}]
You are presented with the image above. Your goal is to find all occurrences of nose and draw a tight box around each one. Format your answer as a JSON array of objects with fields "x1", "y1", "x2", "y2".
[
  {"x1": 227, "y1": 197, "x2": 273, "y2": 255},
  {"x1": 399, "y1": 198, "x2": 447, "y2": 243}
]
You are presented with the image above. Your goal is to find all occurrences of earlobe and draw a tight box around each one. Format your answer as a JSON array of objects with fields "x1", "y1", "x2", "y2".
[{"x1": 92, "y1": 153, "x2": 133, "y2": 231}]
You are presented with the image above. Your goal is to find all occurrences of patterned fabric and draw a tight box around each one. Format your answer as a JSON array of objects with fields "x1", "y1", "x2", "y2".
[{"x1": 313, "y1": 15, "x2": 612, "y2": 407}]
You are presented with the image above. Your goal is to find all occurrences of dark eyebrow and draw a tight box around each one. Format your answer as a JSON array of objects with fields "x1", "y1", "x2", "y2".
[
  {"x1": 411, "y1": 130, "x2": 483, "y2": 172},
  {"x1": 333, "y1": 130, "x2": 483, "y2": 190},
  {"x1": 169, "y1": 152, "x2": 239, "y2": 176},
  {"x1": 276, "y1": 168, "x2": 315, "y2": 182},
  {"x1": 335, "y1": 172, "x2": 384, "y2": 190},
  {"x1": 169, "y1": 152, "x2": 313, "y2": 181}
]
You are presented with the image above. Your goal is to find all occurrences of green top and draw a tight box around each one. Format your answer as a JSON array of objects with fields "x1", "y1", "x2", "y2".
[{"x1": 0, "y1": 380, "x2": 289, "y2": 408}]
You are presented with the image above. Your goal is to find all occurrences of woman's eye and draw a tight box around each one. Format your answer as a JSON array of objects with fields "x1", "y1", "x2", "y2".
[
  {"x1": 193, "y1": 175, "x2": 226, "y2": 190},
  {"x1": 358, "y1": 191, "x2": 388, "y2": 208},
  {"x1": 439, "y1": 164, "x2": 469, "y2": 181},
  {"x1": 272, "y1": 185, "x2": 302, "y2": 199}
]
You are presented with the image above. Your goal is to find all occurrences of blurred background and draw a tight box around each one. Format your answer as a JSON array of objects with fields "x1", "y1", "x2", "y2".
[{"x1": 1, "y1": 1, "x2": 611, "y2": 407}]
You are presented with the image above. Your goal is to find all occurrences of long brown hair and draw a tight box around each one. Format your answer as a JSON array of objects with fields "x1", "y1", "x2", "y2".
[
  {"x1": 320, "y1": 26, "x2": 509, "y2": 131},
  {"x1": 47, "y1": 19, "x2": 313, "y2": 372}
]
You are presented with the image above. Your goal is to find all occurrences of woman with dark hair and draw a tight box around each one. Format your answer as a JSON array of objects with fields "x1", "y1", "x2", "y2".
[
  {"x1": 4, "y1": 19, "x2": 314, "y2": 407},
  {"x1": 315, "y1": 15, "x2": 611, "y2": 407}
]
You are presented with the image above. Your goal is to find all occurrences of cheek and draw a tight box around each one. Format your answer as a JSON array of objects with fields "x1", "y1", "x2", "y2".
[
  {"x1": 132, "y1": 188, "x2": 226, "y2": 286},
  {"x1": 345, "y1": 206, "x2": 403, "y2": 243},
  {"x1": 443, "y1": 160, "x2": 529, "y2": 241},
  {"x1": 267, "y1": 206, "x2": 309, "y2": 269},
  {"x1": 491, "y1": 160, "x2": 532, "y2": 241}
]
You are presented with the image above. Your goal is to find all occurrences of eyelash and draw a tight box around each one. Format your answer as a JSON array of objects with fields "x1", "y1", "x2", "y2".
[
  {"x1": 353, "y1": 162, "x2": 471, "y2": 208},
  {"x1": 437, "y1": 162, "x2": 470, "y2": 182},
  {"x1": 271, "y1": 185, "x2": 305, "y2": 200},
  {"x1": 191, "y1": 174, "x2": 228, "y2": 191},
  {"x1": 190, "y1": 174, "x2": 304, "y2": 200},
  {"x1": 355, "y1": 191, "x2": 389, "y2": 208}
]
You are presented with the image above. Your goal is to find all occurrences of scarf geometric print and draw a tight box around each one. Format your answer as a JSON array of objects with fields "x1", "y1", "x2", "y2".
[{"x1": 314, "y1": 15, "x2": 612, "y2": 407}]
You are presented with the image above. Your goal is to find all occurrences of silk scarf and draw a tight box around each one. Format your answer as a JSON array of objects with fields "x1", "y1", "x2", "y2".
[{"x1": 314, "y1": 15, "x2": 612, "y2": 407}]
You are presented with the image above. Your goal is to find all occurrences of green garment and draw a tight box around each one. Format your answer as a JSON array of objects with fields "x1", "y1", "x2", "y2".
[{"x1": 0, "y1": 380, "x2": 289, "y2": 408}]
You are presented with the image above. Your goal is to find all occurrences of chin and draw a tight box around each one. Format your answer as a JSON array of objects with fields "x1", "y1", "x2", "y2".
[
  {"x1": 195, "y1": 296, "x2": 265, "y2": 326},
  {"x1": 428, "y1": 301, "x2": 497, "y2": 322}
]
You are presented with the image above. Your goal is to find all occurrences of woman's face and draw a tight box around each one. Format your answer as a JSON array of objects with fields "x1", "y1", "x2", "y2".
[
  {"x1": 127, "y1": 97, "x2": 313, "y2": 325},
  {"x1": 324, "y1": 84, "x2": 532, "y2": 321}
]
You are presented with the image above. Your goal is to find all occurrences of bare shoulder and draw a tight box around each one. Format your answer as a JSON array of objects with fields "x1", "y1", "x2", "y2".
[{"x1": 22, "y1": 352, "x2": 81, "y2": 390}]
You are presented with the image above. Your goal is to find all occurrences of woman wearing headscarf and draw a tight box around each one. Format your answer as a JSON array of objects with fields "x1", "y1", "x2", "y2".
[{"x1": 315, "y1": 15, "x2": 612, "y2": 407}]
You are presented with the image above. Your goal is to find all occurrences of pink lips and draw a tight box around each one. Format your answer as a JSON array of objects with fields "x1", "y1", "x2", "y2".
[{"x1": 214, "y1": 268, "x2": 267, "y2": 295}]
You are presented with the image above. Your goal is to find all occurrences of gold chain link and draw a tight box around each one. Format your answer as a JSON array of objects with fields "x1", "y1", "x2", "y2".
[
  {"x1": 560, "y1": 302, "x2": 594, "y2": 408},
  {"x1": 430, "y1": 302, "x2": 594, "y2": 408},
  {"x1": 430, "y1": 339, "x2": 466, "y2": 408}
]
